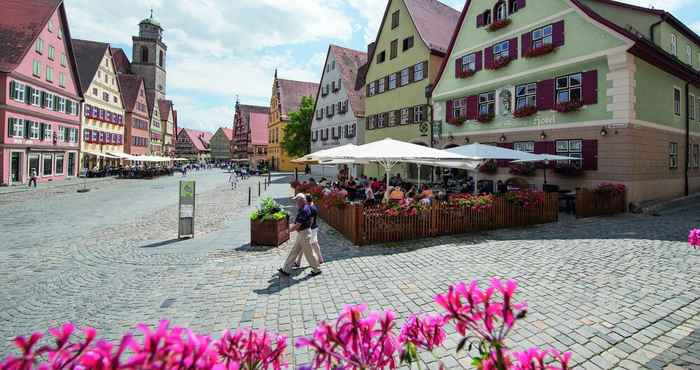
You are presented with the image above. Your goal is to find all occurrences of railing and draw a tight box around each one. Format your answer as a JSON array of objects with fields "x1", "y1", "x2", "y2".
[
  {"x1": 311, "y1": 193, "x2": 559, "y2": 246},
  {"x1": 575, "y1": 189, "x2": 626, "y2": 219}
]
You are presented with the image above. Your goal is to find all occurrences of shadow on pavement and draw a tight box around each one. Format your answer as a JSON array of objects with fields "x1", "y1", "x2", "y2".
[
  {"x1": 254, "y1": 268, "x2": 315, "y2": 295},
  {"x1": 140, "y1": 238, "x2": 185, "y2": 248}
]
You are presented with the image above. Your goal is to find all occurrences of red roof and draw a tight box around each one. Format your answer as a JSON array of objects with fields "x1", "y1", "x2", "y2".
[
  {"x1": 330, "y1": 45, "x2": 367, "y2": 117},
  {"x1": 249, "y1": 112, "x2": 269, "y2": 145},
  {"x1": 112, "y1": 47, "x2": 132, "y2": 74},
  {"x1": 117, "y1": 74, "x2": 145, "y2": 112},
  {"x1": 221, "y1": 128, "x2": 234, "y2": 141},
  {"x1": 180, "y1": 128, "x2": 214, "y2": 152},
  {"x1": 404, "y1": 0, "x2": 461, "y2": 55},
  {"x1": 277, "y1": 78, "x2": 319, "y2": 117},
  {"x1": 158, "y1": 99, "x2": 173, "y2": 121}
]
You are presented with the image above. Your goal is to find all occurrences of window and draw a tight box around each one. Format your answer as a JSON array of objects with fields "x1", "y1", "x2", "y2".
[
  {"x1": 30, "y1": 122, "x2": 40, "y2": 139},
  {"x1": 514, "y1": 141, "x2": 535, "y2": 153},
  {"x1": 60, "y1": 53, "x2": 67, "y2": 67},
  {"x1": 9, "y1": 118, "x2": 24, "y2": 138},
  {"x1": 388, "y1": 73, "x2": 397, "y2": 90},
  {"x1": 104, "y1": 75, "x2": 108, "y2": 84},
  {"x1": 92, "y1": 88, "x2": 98, "y2": 96},
  {"x1": 159, "y1": 50, "x2": 164, "y2": 67},
  {"x1": 669, "y1": 142, "x2": 678, "y2": 169},
  {"x1": 59, "y1": 72, "x2": 65, "y2": 88},
  {"x1": 691, "y1": 94, "x2": 696, "y2": 120},
  {"x1": 493, "y1": 40, "x2": 510, "y2": 61},
  {"x1": 377, "y1": 113, "x2": 385, "y2": 128},
  {"x1": 142, "y1": 47, "x2": 149, "y2": 63},
  {"x1": 454, "y1": 98, "x2": 466, "y2": 118},
  {"x1": 671, "y1": 34, "x2": 677, "y2": 56},
  {"x1": 70, "y1": 128, "x2": 77, "y2": 143},
  {"x1": 532, "y1": 25, "x2": 553, "y2": 49},
  {"x1": 31, "y1": 88, "x2": 41, "y2": 106},
  {"x1": 687, "y1": 45, "x2": 693, "y2": 65},
  {"x1": 403, "y1": 37, "x2": 414, "y2": 51},
  {"x1": 58, "y1": 28, "x2": 63, "y2": 39},
  {"x1": 57, "y1": 126, "x2": 65, "y2": 142},
  {"x1": 377, "y1": 51, "x2": 386, "y2": 64},
  {"x1": 510, "y1": 0, "x2": 520, "y2": 13},
  {"x1": 43, "y1": 123, "x2": 52, "y2": 141},
  {"x1": 515, "y1": 83, "x2": 537, "y2": 109},
  {"x1": 42, "y1": 154, "x2": 53, "y2": 176},
  {"x1": 98, "y1": 70, "x2": 102, "y2": 78},
  {"x1": 377, "y1": 78, "x2": 385, "y2": 94},
  {"x1": 33, "y1": 60, "x2": 41, "y2": 77},
  {"x1": 478, "y1": 91, "x2": 496, "y2": 116},
  {"x1": 414, "y1": 62, "x2": 424, "y2": 81},
  {"x1": 556, "y1": 140, "x2": 583, "y2": 168},
  {"x1": 113, "y1": 96, "x2": 118, "y2": 103},
  {"x1": 388, "y1": 111, "x2": 397, "y2": 126},
  {"x1": 35, "y1": 38, "x2": 43, "y2": 54},
  {"x1": 103, "y1": 92, "x2": 110, "y2": 102},
  {"x1": 390, "y1": 39, "x2": 398, "y2": 59},
  {"x1": 331, "y1": 60, "x2": 335, "y2": 70},
  {"x1": 400, "y1": 108, "x2": 410, "y2": 124},
  {"x1": 414, "y1": 105, "x2": 425, "y2": 122},
  {"x1": 11, "y1": 81, "x2": 26, "y2": 102},
  {"x1": 694, "y1": 144, "x2": 700, "y2": 169},
  {"x1": 556, "y1": 73, "x2": 583, "y2": 104},
  {"x1": 462, "y1": 54, "x2": 476, "y2": 72},
  {"x1": 483, "y1": 11, "x2": 492, "y2": 25},
  {"x1": 48, "y1": 20, "x2": 54, "y2": 33},
  {"x1": 45, "y1": 93, "x2": 54, "y2": 110},
  {"x1": 674, "y1": 87, "x2": 681, "y2": 115},
  {"x1": 391, "y1": 10, "x2": 400, "y2": 29},
  {"x1": 58, "y1": 97, "x2": 66, "y2": 112},
  {"x1": 494, "y1": 1, "x2": 507, "y2": 22},
  {"x1": 400, "y1": 68, "x2": 409, "y2": 86},
  {"x1": 46, "y1": 66, "x2": 53, "y2": 82}
]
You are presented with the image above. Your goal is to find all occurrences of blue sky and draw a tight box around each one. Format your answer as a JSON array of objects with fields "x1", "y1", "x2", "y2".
[{"x1": 63, "y1": 0, "x2": 700, "y2": 133}]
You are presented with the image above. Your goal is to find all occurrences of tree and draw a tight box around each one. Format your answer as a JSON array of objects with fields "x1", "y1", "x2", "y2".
[{"x1": 281, "y1": 96, "x2": 315, "y2": 158}]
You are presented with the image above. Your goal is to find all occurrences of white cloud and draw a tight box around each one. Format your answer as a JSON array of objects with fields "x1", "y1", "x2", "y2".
[{"x1": 613, "y1": 0, "x2": 693, "y2": 11}]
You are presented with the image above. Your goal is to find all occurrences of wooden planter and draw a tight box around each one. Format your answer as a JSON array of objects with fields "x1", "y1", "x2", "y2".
[{"x1": 251, "y1": 218, "x2": 290, "y2": 247}]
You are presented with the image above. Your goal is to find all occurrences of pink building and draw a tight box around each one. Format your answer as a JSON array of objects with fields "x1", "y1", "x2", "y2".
[{"x1": 0, "y1": 0, "x2": 83, "y2": 185}]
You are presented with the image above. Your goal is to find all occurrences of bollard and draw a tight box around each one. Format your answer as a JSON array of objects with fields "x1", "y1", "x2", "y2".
[
  {"x1": 258, "y1": 182, "x2": 261, "y2": 196},
  {"x1": 248, "y1": 187, "x2": 251, "y2": 206},
  {"x1": 295, "y1": 168, "x2": 298, "y2": 182}
]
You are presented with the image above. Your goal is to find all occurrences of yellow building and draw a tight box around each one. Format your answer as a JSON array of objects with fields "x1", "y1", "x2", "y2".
[
  {"x1": 267, "y1": 70, "x2": 318, "y2": 172},
  {"x1": 73, "y1": 40, "x2": 126, "y2": 170}
]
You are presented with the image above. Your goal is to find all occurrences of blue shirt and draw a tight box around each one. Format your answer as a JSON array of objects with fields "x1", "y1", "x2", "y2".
[
  {"x1": 295, "y1": 205, "x2": 313, "y2": 231},
  {"x1": 309, "y1": 204, "x2": 319, "y2": 230}
]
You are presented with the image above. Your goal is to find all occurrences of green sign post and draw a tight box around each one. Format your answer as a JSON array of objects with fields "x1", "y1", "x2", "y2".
[{"x1": 178, "y1": 180, "x2": 196, "y2": 239}]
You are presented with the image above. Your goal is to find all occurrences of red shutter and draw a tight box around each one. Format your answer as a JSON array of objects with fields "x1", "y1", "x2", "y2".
[
  {"x1": 484, "y1": 47, "x2": 494, "y2": 69},
  {"x1": 455, "y1": 57, "x2": 462, "y2": 78},
  {"x1": 497, "y1": 143, "x2": 514, "y2": 167},
  {"x1": 537, "y1": 79, "x2": 555, "y2": 111},
  {"x1": 582, "y1": 70, "x2": 598, "y2": 105},
  {"x1": 534, "y1": 142, "x2": 547, "y2": 154},
  {"x1": 582, "y1": 140, "x2": 598, "y2": 170},
  {"x1": 552, "y1": 21, "x2": 565, "y2": 47},
  {"x1": 466, "y1": 95, "x2": 478, "y2": 120},
  {"x1": 475, "y1": 51, "x2": 483, "y2": 71},
  {"x1": 521, "y1": 32, "x2": 532, "y2": 57},
  {"x1": 477, "y1": 13, "x2": 484, "y2": 27},
  {"x1": 509, "y1": 38, "x2": 518, "y2": 60},
  {"x1": 446, "y1": 100, "x2": 454, "y2": 123}
]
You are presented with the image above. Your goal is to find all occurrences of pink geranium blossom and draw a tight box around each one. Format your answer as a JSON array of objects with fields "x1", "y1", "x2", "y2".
[{"x1": 688, "y1": 229, "x2": 700, "y2": 248}]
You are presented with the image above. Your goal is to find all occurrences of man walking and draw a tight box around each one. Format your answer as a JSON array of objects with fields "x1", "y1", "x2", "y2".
[
  {"x1": 294, "y1": 195, "x2": 323, "y2": 267},
  {"x1": 28, "y1": 168, "x2": 37, "y2": 188},
  {"x1": 279, "y1": 193, "x2": 321, "y2": 277}
]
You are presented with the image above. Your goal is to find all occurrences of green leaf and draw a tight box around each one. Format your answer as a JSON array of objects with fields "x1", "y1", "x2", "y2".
[{"x1": 281, "y1": 96, "x2": 315, "y2": 158}]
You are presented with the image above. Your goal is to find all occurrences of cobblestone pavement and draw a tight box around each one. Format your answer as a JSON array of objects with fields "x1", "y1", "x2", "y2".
[{"x1": 0, "y1": 173, "x2": 699, "y2": 369}]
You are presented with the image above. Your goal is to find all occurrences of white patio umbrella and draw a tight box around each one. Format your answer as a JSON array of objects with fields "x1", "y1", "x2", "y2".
[
  {"x1": 512, "y1": 154, "x2": 579, "y2": 185},
  {"x1": 292, "y1": 144, "x2": 360, "y2": 164}
]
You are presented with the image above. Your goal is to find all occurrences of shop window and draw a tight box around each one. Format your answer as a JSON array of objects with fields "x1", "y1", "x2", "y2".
[
  {"x1": 42, "y1": 154, "x2": 53, "y2": 176},
  {"x1": 513, "y1": 141, "x2": 534, "y2": 153}
]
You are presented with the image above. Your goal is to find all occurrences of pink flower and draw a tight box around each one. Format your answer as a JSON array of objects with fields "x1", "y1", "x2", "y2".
[
  {"x1": 399, "y1": 314, "x2": 446, "y2": 352},
  {"x1": 688, "y1": 229, "x2": 700, "y2": 248}
]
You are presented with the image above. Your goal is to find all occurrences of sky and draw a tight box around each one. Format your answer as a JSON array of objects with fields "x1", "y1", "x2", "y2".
[{"x1": 63, "y1": 0, "x2": 700, "y2": 133}]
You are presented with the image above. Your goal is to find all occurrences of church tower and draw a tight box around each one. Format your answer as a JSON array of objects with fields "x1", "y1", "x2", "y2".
[{"x1": 131, "y1": 10, "x2": 167, "y2": 102}]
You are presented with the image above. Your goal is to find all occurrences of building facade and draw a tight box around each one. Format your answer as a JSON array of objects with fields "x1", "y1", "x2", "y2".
[
  {"x1": 210, "y1": 127, "x2": 233, "y2": 162},
  {"x1": 158, "y1": 99, "x2": 175, "y2": 156},
  {"x1": 176, "y1": 128, "x2": 213, "y2": 162},
  {"x1": 118, "y1": 74, "x2": 150, "y2": 156},
  {"x1": 267, "y1": 71, "x2": 319, "y2": 172},
  {"x1": 431, "y1": 0, "x2": 700, "y2": 204},
  {"x1": 310, "y1": 45, "x2": 367, "y2": 176},
  {"x1": 362, "y1": 0, "x2": 460, "y2": 178},
  {"x1": 73, "y1": 40, "x2": 126, "y2": 171},
  {"x1": 0, "y1": 0, "x2": 83, "y2": 186},
  {"x1": 232, "y1": 102, "x2": 270, "y2": 170}
]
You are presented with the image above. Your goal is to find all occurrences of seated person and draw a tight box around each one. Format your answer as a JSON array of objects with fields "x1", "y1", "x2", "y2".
[
  {"x1": 420, "y1": 185, "x2": 434, "y2": 199},
  {"x1": 389, "y1": 186, "x2": 405, "y2": 201}
]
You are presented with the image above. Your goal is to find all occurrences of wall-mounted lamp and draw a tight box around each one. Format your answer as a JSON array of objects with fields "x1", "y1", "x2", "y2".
[
  {"x1": 499, "y1": 134, "x2": 507, "y2": 142},
  {"x1": 448, "y1": 134, "x2": 455, "y2": 141},
  {"x1": 600, "y1": 127, "x2": 608, "y2": 137},
  {"x1": 464, "y1": 137, "x2": 470, "y2": 143},
  {"x1": 540, "y1": 131, "x2": 547, "y2": 140}
]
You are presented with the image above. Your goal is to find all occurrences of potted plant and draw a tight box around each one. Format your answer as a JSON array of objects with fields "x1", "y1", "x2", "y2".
[
  {"x1": 509, "y1": 162, "x2": 537, "y2": 177},
  {"x1": 524, "y1": 43, "x2": 556, "y2": 58},
  {"x1": 487, "y1": 18, "x2": 511, "y2": 32},
  {"x1": 450, "y1": 116, "x2": 467, "y2": 127},
  {"x1": 457, "y1": 69, "x2": 476, "y2": 79},
  {"x1": 477, "y1": 113, "x2": 495, "y2": 123},
  {"x1": 555, "y1": 100, "x2": 583, "y2": 113},
  {"x1": 250, "y1": 197, "x2": 290, "y2": 247},
  {"x1": 513, "y1": 105, "x2": 537, "y2": 118},
  {"x1": 490, "y1": 56, "x2": 511, "y2": 70}
]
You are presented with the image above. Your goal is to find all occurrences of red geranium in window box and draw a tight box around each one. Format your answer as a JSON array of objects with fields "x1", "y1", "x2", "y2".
[
  {"x1": 449, "y1": 116, "x2": 467, "y2": 127},
  {"x1": 487, "y1": 18, "x2": 511, "y2": 32},
  {"x1": 477, "y1": 113, "x2": 495, "y2": 123},
  {"x1": 555, "y1": 100, "x2": 583, "y2": 113},
  {"x1": 524, "y1": 44, "x2": 556, "y2": 58},
  {"x1": 509, "y1": 162, "x2": 537, "y2": 177},
  {"x1": 513, "y1": 106, "x2": 537, "y2": 118},
  {"x1": 457, "y1": 69, "x2": 476, "y2": 79},
  {"x1": 490, "y1": 57, "x2": 511, "y2": 70}
]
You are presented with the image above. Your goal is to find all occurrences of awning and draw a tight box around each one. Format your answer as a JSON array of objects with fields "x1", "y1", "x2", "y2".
[{"x1": 83, "y1": 150, "x2": 120, "y2": 159}]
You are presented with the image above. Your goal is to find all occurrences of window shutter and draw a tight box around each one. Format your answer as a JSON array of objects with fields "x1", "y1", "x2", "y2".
[
  {"x1": 25, "y1": 86, "x2": 32, "y2": 104},
  {"x1": 582, "y1": 70, "x2": 598, "y2": 105},
  {"x1": 7, "y1": 118, "x2": 14, "y2": 137},
  {"x1": 40, "y1": 123, "x2": 45, "y2": 140},
  {"x1": 521, "y1": 32, "x2": 532, "y2": 57},
  {"x1": 475, "y1": 51, "x2": 483, "y2": 71},
  {"x1": 533, "y1": 141, "x2": 547, "y2": 154},
  {"x1": 467, "y1": 95, "x2": 478, "y2": 120},
  {"x1": 408, "y1": 65, "x2": 415, "y2": 83},
  {"x1": 366, "y1": 84, "x2": 370, "y2": 96},
  {"x1": 497, "y1": 143, "x2": 514, "y2": 167},
  {"x1": 53, "y1": 96, "x2": 59, "y2": 111},
  {"x1": 455, "y1": 57, "x2": 462, "y2": 78},
  {"x1": 385, "y1": 75, "x2": 390, "y2": 90},
  {"x1": 41, "y1": 92, "x2": 47, "y2": 107},
  {"x1": 509, "y1": 38, "x2": 518, "y2": 60},
  {"x1": 515, "y1": 0, "x2": 526, "y2": 10},
  {"x1": 484, "y1": 47, "x2": 494, "y2": 69},
  {"x1": 446, "y1": 100, "x2": 454, "y2": 123},
  {"x1": 582, "y1": 140, "x2": 598, "y2": 170},
  {"x1": 408, "y1": 107, "x2": 415, "y2": 123},
  {"x1": 9, "y1": 81, "x2": 16, "y2": 99},
  {"x1": 552, "y1": 20, "x2": 565, "y2": 47},
  {"x1": 25, "y1": 120, "x2": 31, "y2": 139},
  {"x1": 476, "y1": 13, "x2": 484, "y2": 28},
  {"x1": 536, "y1": 79, "x2": 555, "y2": 111}
]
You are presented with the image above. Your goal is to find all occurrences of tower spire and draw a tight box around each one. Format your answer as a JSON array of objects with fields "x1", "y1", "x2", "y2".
[{"x1": 150, "y1": 8, "x2": 154, "y2": 19}]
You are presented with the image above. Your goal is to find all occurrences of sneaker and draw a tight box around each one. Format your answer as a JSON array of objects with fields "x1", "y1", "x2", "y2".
[
  {"x1": 293, "y1": 262, "x2": 300, "y2": 269},
  {"x1": 309, "y1": 270, "x2": 322, "y2": 277},
  {"x1": 278, "y1": 268, "x2": 290, "y2": 277}
]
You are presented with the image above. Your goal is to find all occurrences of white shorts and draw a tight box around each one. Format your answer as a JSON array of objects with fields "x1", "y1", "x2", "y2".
[{"x1": 310, "y1": 227, "x2": 319, "y2": 244}]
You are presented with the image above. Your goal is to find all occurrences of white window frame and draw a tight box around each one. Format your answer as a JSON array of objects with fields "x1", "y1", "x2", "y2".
[
  {"x1": 35, "y1": 38, "x2": 43, "y2": 54},
  {"x1": 388, "y1": 73, "x2": 397, "y2": 90},
  {"x1": 462, "y1": 53, "x2": 476, "y2": 72},
  {"x1": 400, "y1": 108, "x2": 410, "y2": 125},
  {"x1": 369, "y1": 81, "x2": 376, "y2": 97},
  {"x1": 377, "y1": 78, "x2": 385, "y2": 94},
  {"x1": 516, "y1": 83, "x2": 537, "y2": 109},
  {"x1": 400, "y1": 68, "x2": 409, "y2": 86},
  {"x1": 57, "y1": 126, "x2": 65, "y2": 142},
  {"x1": 493, "y1": 40, "x2": 510, "y2": 61},
  {"x1": 671, "y1": 34, "x2": 677, "y2": 56},
  {"x1": 48, "y1": 45, "x2": 55, "y2": 60},
  {"x1": 494, "y1": 2, "x2": 507, "y2": 22},
  {"x1": 42, "y1": 154, "x2": 53, "y2": 177},
  {"x1": 10, "y1": 118, "x2": 25, "y2": 138},
  {"x1": 59, "y1": 72, "x2": 65, "y2": 88},
  {"x1": 556, "y1": 139, "x2": 583, "y2": 168},
  {"x1": 46, "y1": 93, "x2": 54, "y2": 110},
  {"x1": 414, "y1": 62, "x2": 424, "y2": 81},
  {"x1": 454, "y1": 98, "x2": 466, "y2": 118},
  {"x1": 513, "y1": 141, "x2": 535, "y2": 153},
  {"x1": 33, "y1": 60, "x2": 41, "y2": 77},
  {"x1": 58, "y1": 97, "x2": 66, "y2": 113},
  {"x1": 12, "y1": 81, "x2": 26, "y2": 102},
  {"x1": 556, "y1": 73, "x2": 583, "y2": 104},
  {"x1": 532, "y1": 25, "x2": 553, "y2": 49},
  {"x1": 414, "y1": 105, "x2": 425, "y2": 123},
  {"x1": 31, "y1": 88, "x2": 41, "y2": 106},
  {"x1": 30, "y1": 122, "x2": 40, "y2": 140},
  {"x1": 60, "y1": 53, "x2": 67, "y2": 67},
  {"x1": 55, "y1": 154, "x2": 65, "y2": 175},
  {"x1": 46, "y1": 66, "x2": 53, "y2": 82},
  {"x1": 478, "y1": 91, "x2": 496, "y2": 116},
  {"x1": 669, "y1": 142, "x2": 678, "y2": 169},
  {"x1": 43, "y1": 123, "x2": 52, "y2": 141},
  {"x1": 674, "y1": 87, "x2": 681, "y2": 116}
]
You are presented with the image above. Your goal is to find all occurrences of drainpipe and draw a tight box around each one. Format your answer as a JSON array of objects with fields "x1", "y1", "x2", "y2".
[
  {"x1": 649, "y1": 17, "x2": 664, "y2": 44},
  {"x1": 686, "y1": 82, "x2": 690, "y2": 196}
]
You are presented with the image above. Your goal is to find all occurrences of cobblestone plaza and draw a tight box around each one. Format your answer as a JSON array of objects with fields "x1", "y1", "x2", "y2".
[{"x1": 0, "y1": 171, "x2": 698, "y2": 369}]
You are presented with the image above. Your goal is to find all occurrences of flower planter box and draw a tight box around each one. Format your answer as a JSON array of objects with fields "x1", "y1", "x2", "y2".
[
  {"x1": 456, "y1": 69, "x2": 476, "y2": 79},
  {"x1": 513, "y1": 106, "x2": 537, "y2": 118},
  {"x1": 251, "y1": 218, "x2": 289, "y2": 247},
  {"x1": 555, "y1": 100, "x2": 583, "y2": 113},
  {"x1": 487, "y1": 19, "x2": 511, "y2": 32},
  {"x1": 490, "y1": 57, "x2": 512, "y2": 70},
  {"x1": 524, "y1": 44, "x2": 556, "y2": 58},
  {"x1": 477, "y1": 114, "x2": 495, "y2": 123},
  {"x1": 448, "y1": 117, "x2": 467, "y2": 126}
]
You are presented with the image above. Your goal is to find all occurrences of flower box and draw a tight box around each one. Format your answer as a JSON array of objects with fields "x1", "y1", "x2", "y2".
[
  {"x1": 476, "y1": 113, "x2": 494, "y2": 123},
  {"x1": 490, "y1": 57, "x2": 511, "y2": 70},
  {"x1": 457, "y1": 69, "x2": 476, "y2": 79},
  {"x1": 524, "y1": 44, "x2": 556, "y2": 58},
  {"x1": 555, "y1": 100, "x2": 583, "y2": 113},
  {"x1": 449, "y1": 116, "x2": 467, "y2": 127},
  {"x1": 513, "y1": 106, "x2": 537, "y2": 118},
  {"x1": 487, "y1": 18, "x2": 511, "y2": 32},
  {"x1": 251, "y1": 218, "x2": 289, "y2": 247},
  {"x1": 509, "y1": 163, "x2": 537, "y2": 177}
]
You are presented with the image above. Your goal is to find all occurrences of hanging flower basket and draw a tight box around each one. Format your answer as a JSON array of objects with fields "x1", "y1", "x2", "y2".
[
  {"x1": 524, "y1": 44, "x2": 556, "y2": 58},
  {"x1": 513, "y1": 106, "x2": 537, "y2": 118},
  {"x1": 479, "y1": 160, "x2": 498, "y2": 174},
  {"x1": 449, "y1": 116, "x2": 467, "y2": 127},
  {"x1": 477, "y1": 113, "x2": 495, "y2": 123},
  {"x1": 509, "y1": 162, "x2": 537, "y2": 177},
  {"x1": 457, "y1": 69, "x2": 476, "y2": 79},
  {"x1": 555, "y1": 100, "x2": 583, "y2": 113},
  {"x1": 487, "y1": 18, "x2": 512, "y2": 32},
  {"x1": 490, "y1": 57, "x2": 512, "y2": 70}
]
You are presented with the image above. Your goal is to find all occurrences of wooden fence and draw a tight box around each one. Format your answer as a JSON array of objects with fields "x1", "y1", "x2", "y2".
[
  {"x1": 575, "y1": 190, "x2": 626, "y2": 219},
  {"x1": 314, "y1": 193, "x2": 559, "y2": 246}
]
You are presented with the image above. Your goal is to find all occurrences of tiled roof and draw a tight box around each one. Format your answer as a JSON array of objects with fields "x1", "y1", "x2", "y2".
[
  {"x1": 111, "y1": 47, "x2": 132, "y2": 74},
  {"x1": 72, "y1": 39, "x2": 109, "y2": 94},
  {"x1": 180, "y1": 128, "x2": 214, "y2": 152},
  {"x1": 239, "y1": 104, "x2": 270, "y2": 117},
  {"x1": 330, "y1": 45, "x2": 367, "y2": 117},
  {"x1": 404, "y1": 0, "x2": 461, "y2": 55},
  {"x1": 158, "y1": 99, "x2": 173, "y2": 121},
  {"x1": 220, "y1": 128, "x2": 234, "y2": 141},
  {"x1": 250, "y1": 112, "x2": 269, "y2": 146},
  {"x1": 0, "y1": 0, "x2": 61, "y2": 72},
  {"x1": 277, "y1": 79, "x2": 319, "y2": 117},
  {"x1": 145, "y1": 90, "x2": 155, "y2": 116},
  {"x1": 117, "y1": 74, "x2": 144, "y2": 112}
]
